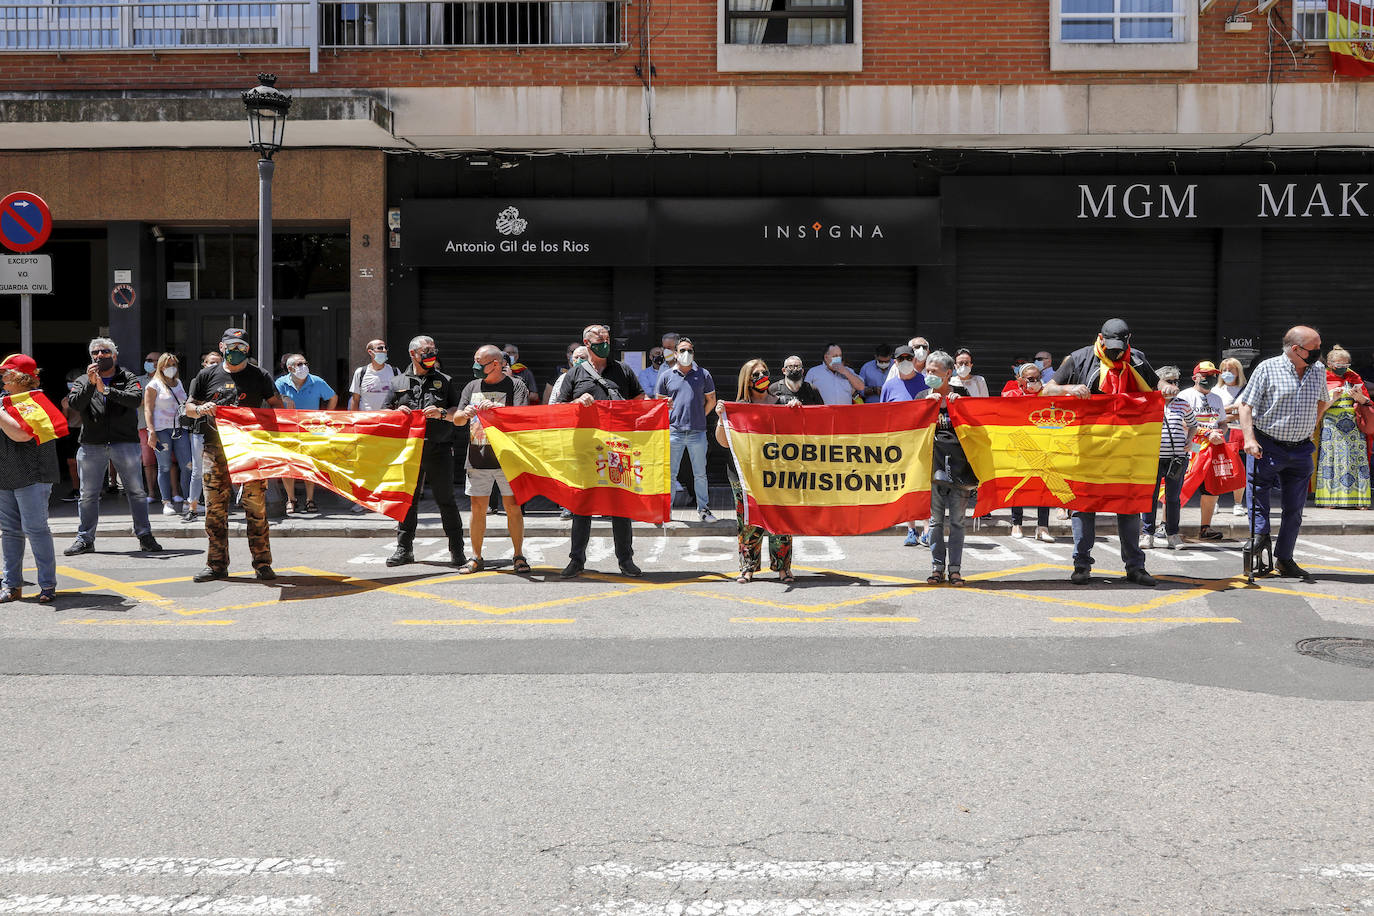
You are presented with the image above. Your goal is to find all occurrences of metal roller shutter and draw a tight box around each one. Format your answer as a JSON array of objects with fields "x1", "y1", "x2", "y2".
[
  {"x1": 655, "y1": 266, "x2": 918, "y2": 491},
  {"x1": 418, "y1": 267, "x2": 614, "y2": 390},
  {"x1": 956, "y1": 229, "x2": 1218, "y2": 379},
  {"x1": 1261, "y1": 230, "x2": 1374, "y2": 365}
]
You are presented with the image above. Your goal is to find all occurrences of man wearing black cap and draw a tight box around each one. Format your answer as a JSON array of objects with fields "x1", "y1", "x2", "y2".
[
  {"x1": 1043, "y1": 318, "x2": 1160, "y2": 587},
  {"x1": 184, "y1": 328, "x2": 287, "y2": 582}
]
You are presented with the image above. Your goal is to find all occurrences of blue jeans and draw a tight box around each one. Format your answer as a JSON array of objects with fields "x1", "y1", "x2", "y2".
[
  {"x1": 669, "y1": 428, "x2": 710, "y2": 511},
  {"x1": 1072, "y1": 511, "x2": 1146, "y2": 573},
  {"x1": 187, "y1": 431, "x2": 205, "y2": 504},
  {"x1": 77, "y1": 441, "x2": 152, "y2": 541},
  {"x1": 1142, "y1": 456, "x2": 1184, "y2": 537},
  {"x1": 930, "y1": 481, "x2": 970, "y2": 574},
  {"x1": 0, "y1": 482, "x2": 55, "y2": 591},
  {"x1": 154, "y1": 427, "x2": 193, "y2": 504},
  {"x1": 1248, "y1": 431, "x2": 1315, "y2": 562}
]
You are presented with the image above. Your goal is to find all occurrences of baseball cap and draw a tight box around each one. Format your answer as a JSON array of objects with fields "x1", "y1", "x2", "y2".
[
  {"x1": 894, "y1": 345, "x2": 915, "y2": 359},
  {"x1": 221, "y1": 328, "x2": 249, "y2": 346},
  {"x1": 1100, "y1": 318, "x2": 1131, "y2": 349},
  {"x1": 0, "y1": 353, "x2": 37, "y2": 376},
  {"x1": 1193, "y1": 360, "x2": 1220, "y2": 376}
]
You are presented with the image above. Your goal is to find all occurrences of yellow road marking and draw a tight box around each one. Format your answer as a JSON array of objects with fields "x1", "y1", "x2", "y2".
[
  {"x1": 60, "y1": 618, "x2": 235, "y2": 626},
  {"x1": 125, "y1": 576, "x2": 200, "y2": 587},
  {"x1": 394, "y1": 618, "x2": 576, "y2": 626},
  {"x1": 730, "y1": 616, "x2": 922, "y2": 623},
  {"x1": 1051, "y1": 616, "x2": 1239, "y2": 623},
  {"x1": 1248, "y1": 584, "x2": 1374, "y2": 606},
  {"x1": 56, "y1": 566, "x2": 183, "y2": 613}
]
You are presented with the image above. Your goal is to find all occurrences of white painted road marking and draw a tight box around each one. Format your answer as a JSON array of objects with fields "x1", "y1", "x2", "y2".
[
  {"x1": 1302, "y1": 863, "x2": 1374, "y2": 879},
  {"x1": 582, "y1": 861, "x2": 987, "y2": 882},
  {"x1": 567, "y1": 900, "x2": 1011, "y2": 915},
  {"x1": 0, "y1": 858, "x2": 339, "y2": 877},
  {"x1": 0, "y1": 895, "x2": 319, "y2": 914}
]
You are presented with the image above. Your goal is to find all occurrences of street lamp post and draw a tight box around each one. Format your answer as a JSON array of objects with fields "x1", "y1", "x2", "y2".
[{"x1": 242, "y1": 73, "x2": 292, "y2": 373}]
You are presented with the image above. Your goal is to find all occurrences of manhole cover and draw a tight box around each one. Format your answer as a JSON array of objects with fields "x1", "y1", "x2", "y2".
[{"x1": 1295, "y1": 637, "x2": 1374, "y2": 670}]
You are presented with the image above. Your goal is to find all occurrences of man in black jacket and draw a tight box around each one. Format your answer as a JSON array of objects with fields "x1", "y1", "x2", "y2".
[
  {"x1": 63, "y1": 337, "x2": 161, "y2": 555},
  {"x1": 383, "y1": 334, "x2": 467, "y2": 568}
]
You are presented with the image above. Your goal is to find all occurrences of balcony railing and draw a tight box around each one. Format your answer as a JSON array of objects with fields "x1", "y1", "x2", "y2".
[
  {"x1": 1293, "y1": 0, "x2": 1374, "y2": 43},
  {"x1": 0, "y1": 0, "x2": 626, "y2": 69}
]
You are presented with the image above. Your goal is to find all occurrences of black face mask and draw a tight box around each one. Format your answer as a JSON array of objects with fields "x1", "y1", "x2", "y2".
[
  {"x1": 1333, "y1": 366, "x2": 1350, "y2": 377},
  {"x1": 1199, "y1": 376, "x2": 1218, "y2": 390},
  {"x1": 1104, "y1": 348, "x2": 1125, "y2": 363},
  {"x1": 1293, "y1": 345, "x2": 1315, "y2": 364},
  {"x1": 95, "y1": 356, "x2": 115, "y2": 373},
  {"x1": 784, "y1": 368, "x2": 803, "y2": 382},
  {"x1": 651, "y1": 355, "x2": 664, "y2": 367}
]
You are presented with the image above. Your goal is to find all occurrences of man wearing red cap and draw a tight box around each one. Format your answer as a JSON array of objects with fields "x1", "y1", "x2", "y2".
[{"x1": 1180, "y1": 361, "x2": 1230, "y2": 541}]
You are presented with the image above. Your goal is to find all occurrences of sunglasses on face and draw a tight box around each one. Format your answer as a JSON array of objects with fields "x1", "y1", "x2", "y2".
[
  {"x1": 225, "y1": 344, "x2": 249, "y2": 352},
  {"x1": 750, "y1": 370, "x2": 768, "y2": 380},
  {"x1": 678, "y1": 348, "x2": 694, "y2": 355},
  {"x1": 90, "y1": 348, "x2": 113, "y2": 356},
  {"x1": 371, "y1": 346, "x2": 386, "y2": 352},
  {"x1": 896, "y1": 355, "x2": 914, "y2": 363}
]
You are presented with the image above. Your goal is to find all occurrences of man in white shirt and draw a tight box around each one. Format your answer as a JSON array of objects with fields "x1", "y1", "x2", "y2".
[
  {"x1": 1178, "y1": 360, "x2": 1230, "y2": 542},
  {"x1": 805, "y1": 343, "x2": 865, "y2": 405},
  {"x1": 348, "y1": 339, "x2": 404, "y2": 411}
]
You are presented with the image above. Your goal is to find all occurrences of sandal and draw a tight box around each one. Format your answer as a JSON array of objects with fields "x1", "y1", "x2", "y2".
[
  {"x1": 37, "y1": 587, "x2": 56, "y2": 604},
  {"x1": 458, "y1": 557, "x2": 485, "y2": 575},
  {"x1": 948, "y1": 573, "x2": 965, "y2": 587},
  {"x1": 511, "y1": 555, "x2": 531, "y2": 574},
  {"x1": 927, "y1": 572, "x2": 945, "y2": 585},
  {"x1": 736, "y1": 570, "x2": 754, "y2": 583},
  {"x1": 285, "y1": 501, "x2": 297, "y2": 515},
  {"x1": 779, "y1": 571, "x2": 794, "y2": 584},
  {"x1": 0, "y1": 587, "x2": 21, "y2": 603},
  {"x1": 304, "y1": 500, "x2": 318, "y2": 513}
]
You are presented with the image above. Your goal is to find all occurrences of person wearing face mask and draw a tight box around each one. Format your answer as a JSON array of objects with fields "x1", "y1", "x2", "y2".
[
  {"x1": 184, "y1": 328, "x2": 287, "y2": 582},
  {"x1": 1042, "y1": 318, "x2": 1159, "y2": 587},
  {"x1": 770, "y1": 355, "x2": 824, "y2": 406},
  {"x1": 550, "y1": 323, "x2": 648, "y2": 579},
  {"x1": 275, "y1": 353, "x2": 338, "y2": 514},
  {"x1": 655, "y1": 336, "x2": 718, "y2": 523},
  {"x1": 1035, "y1": 351, "x2": 1056, "y2": 386},
  {"x1": 1141, "y1": 367, "x2": 1196, "y2": 551},
  {"x1": 135, "y1": 350, "x2": 162, "y2": 505},
  {"x1": 1002, "y1": 363, "x2": 1055, "y2": 542},
  {"x1": 142, "y1": 353, "x2": 193, "y2": 519},
  {"x1": 453, "y1": 344, "x2": 531, "y2": 574},
  {"x1": 348, "y1": 339, "x2": 403, "y2": 412},
  {"x1": 805, "y1": 343, "x2": 865, "y2": 405},
  {"x1": 638, "y1": 346, "x2": 666, "y2": 399},
  {"x1": 1216, "y1": 357, "x2": 1250, "y2": 517},
  {"x1": 1314, "y1": 344, "x2": 1371, "y2": 509},
  {"x1": 858, "y1": 343, "x2": 895, "y2": 404},
  {"x1": 886, "y1": 337, "x2": 931, "y2": 384},
  {"x1": 920, "y1": 351, "x2": 977, "y2": 586},
  {"x1": 544, "y1": 343, "x2": 584, "y2": 406},
  {"x1": 501, "y1": 343, "x2": 539, "y2": 405},
  {"x1": 1235, "y1": 325, "x2": 1332, "y2": 581},
  {"x1": 714, "y1": 358, "x2": 797, "y2": 584},
  {"x1": 381, "y1": 335, "x2": 467, "y2": 569},
  {"x1": 1178, "y1": 361, "x2": 1230, "y2": 541},
  {"x1": 953, "y1": 349, "x2": 989, "y2": 398},
  {"x1": 882, "y1": 346, "x2": 932, "y2": 547},
  {"x1": 0, "y1": 354, "x2": 60, "y2": 604},
  {"x1": 63, "y1": 337, "x2": 161, "y2": 558}
]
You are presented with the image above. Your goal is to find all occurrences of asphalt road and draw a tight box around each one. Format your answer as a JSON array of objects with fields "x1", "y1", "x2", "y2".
[{"x1": 0, "y1": 529, "x2": 1371, "y2": 914}]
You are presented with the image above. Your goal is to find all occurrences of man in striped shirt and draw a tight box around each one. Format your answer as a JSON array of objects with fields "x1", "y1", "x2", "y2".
[
  {"x1": 1236, "y1": 325, "x2": 1331, "y2": 581},
  {"x1": 1142, "y1": 366, "x2": 1197, "y2": 551}
]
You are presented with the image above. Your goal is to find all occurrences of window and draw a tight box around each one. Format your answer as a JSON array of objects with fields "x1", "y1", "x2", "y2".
[
  {"x1": 725, "y1": 0, "x2": 853, "y2": 45},
  {"x1": 1059, "y1": 0, "x2": 1184, "y2": 43},
  {"x1": 1294, "y1": 0, "x2": 1374, "y2": 40},
  {"x1": 163, "y1": 231, "x2": 349, "y2": 301},
  {"x1": 1293, "y1": 0, "x2": 1327, "y2": 39}
]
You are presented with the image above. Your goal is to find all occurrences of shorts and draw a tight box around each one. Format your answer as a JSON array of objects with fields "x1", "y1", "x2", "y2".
[
  {"x1": 464, "y1": 465, "x2": 512, "y2": 497},
  {"x1": 139, "y1": 428, "x2": 156, "y2": 466}
]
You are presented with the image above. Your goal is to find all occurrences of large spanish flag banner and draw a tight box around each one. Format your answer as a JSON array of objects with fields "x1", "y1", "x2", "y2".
[
  {"x1": 216, "y1": 407, "x2": 427, "y2": 522},
  {"x1": 2, "y1": 391, "x2": 68, "y2": 444},
  {"x1": 1329, "y1": 0, "x2": 1374, "y2": 75},
  {"x1": 949, "y1": 393, "x2": 1163, "y2": 517},
  {"x1": 480, "y1": 401, "x2": 671, "y2": 524},
  {"x1": 724, "y1": 401, "x2": 938, "y2": 536}
]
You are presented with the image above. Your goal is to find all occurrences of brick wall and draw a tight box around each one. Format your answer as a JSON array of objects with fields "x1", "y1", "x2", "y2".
[{"x1": 0, "y1": 2, "x2": 1338, "y2": 92}]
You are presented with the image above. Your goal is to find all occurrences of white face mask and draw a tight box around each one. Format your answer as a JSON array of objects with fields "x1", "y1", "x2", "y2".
[
  {"x1": 913, "y1": 347, "x2": 928, "y2": 362},
  {"x1": 897, "y1": 360, "x2": 917, "y2": 379},
  {"x1": 956, "y1": 364, "x2": 971, "y2": 378},
  {"x1": 162, "y1": 367, "x2": 176, "y2": 379},
  {"x1": 292, "y1": 365, "x2": 309, "y2": 380}
]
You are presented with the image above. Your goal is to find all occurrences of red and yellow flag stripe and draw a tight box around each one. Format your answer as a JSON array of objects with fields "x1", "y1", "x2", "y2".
[
  {"x1": 1329, "y1": 0, "x2": 1374, "y2": 76},
  {"x1": 2, "y1": 390, "x2": 68, "y2": 444},
  {"x1": 949, "y1": 393, "x2": 1163, "y2": 517},
  {"x1": 481, "y1": 400, "x2": 671, "y2": 524},
  {"x1": 216, "y1": 407, "x2": 427, "y2": 522},
  {"x1": 724, "y1": 401, "x2": 938, "y2": 536}
]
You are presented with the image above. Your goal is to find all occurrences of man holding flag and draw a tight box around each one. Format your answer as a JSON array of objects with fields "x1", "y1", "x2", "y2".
[
  {"x1": 1043, "y1": 318, "x2": 1160, "y2": 587},
  {"x1": 184, "y1": 328, "x2": 287, "y2": 583},
  {"x1": 0, "y1": 354, "x2": 63, "y2": 604}
]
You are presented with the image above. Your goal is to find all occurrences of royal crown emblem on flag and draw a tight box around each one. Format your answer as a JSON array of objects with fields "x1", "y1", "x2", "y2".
[
  {"x1": 595, "y1": 436, "x2": 644, "y2": 491},
  {"x1": 1029, "y1": 404, "x2": 1076, "y2": 429}
]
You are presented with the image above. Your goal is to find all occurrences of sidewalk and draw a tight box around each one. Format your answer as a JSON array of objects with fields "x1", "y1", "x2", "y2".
[{"x1": 41, "y1": 487, "x2": 1374, "y2": 540}]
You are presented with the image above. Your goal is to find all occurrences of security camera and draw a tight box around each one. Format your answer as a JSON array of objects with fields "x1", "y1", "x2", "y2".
[{"x1": 149, "y1": 225, "x2": 165, "y2": 242}]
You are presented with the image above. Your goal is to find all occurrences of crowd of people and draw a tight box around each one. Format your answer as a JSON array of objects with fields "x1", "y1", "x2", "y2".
[{"x1": 0, "y1": 317, "x2": 1368, "y2": 604}]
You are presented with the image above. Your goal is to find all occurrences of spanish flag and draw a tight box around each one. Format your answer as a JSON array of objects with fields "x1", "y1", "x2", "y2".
[
  {"x1": 481, "y1": 401, "x2": 671, "y2": 524},
  {"x1": 1329, "y1": 0, "x2": 1374, "y2": 75},
  {"x1": 724, "y1": 401, "x2": 938, "y2": 536},
  {"x1": 216, "y1": 407, "x2": 427, "y2": 522},
  {"x1": 949, "y1": 394, "x2": 1163, "y2": 517},
  {"x1": 2, "y1": 390, "x2": 68, "y2": 444}
]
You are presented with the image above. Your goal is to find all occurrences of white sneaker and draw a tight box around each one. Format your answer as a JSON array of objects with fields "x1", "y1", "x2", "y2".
[
  {"x1": 1035, "y1": 526, "x2": 1056, "y2": 543},
  {"x1": 1233, "y1": 504, "x2": 1247, "y2": 517},
  {"x1": 1011, "y1": 524, "x2": 1024, "y2": 539},
  {"x1": 161, "y1": 501, "x2": 176, "y2": 516},
  {"x1": 1140, "y1": 533, "x2": 1155, "y2": 549},
  {"x1": 1167, "y1": 534, "x2": 1183, "y2": 550}
]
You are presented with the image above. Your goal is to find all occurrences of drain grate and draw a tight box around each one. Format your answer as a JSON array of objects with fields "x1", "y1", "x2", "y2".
[{"x1": 1295, "y1": 637, "x2": 1374, "y2": 670}]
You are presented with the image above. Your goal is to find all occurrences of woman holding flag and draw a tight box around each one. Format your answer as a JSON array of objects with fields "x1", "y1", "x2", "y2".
[{"x1": 0, "y1": 354, "x2": 63, "y2": 604}]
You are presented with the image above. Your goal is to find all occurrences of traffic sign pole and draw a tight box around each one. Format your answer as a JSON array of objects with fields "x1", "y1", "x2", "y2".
[{"x1": 20, "y1": 292, "x2": 31, "y2": 354}]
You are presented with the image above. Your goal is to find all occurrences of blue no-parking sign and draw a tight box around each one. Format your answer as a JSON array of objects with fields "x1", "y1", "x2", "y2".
[{"x1": 0, "y1": 191, "x2": 52, "y2": 253}]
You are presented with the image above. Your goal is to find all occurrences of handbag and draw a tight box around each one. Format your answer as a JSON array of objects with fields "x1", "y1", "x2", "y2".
[{"x1": 1356, "y1": 402, "x2": 1374, "y2": 437}]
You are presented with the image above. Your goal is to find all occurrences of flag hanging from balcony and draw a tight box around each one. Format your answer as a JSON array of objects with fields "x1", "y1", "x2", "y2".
[
  {"x1": 723, "y1": 401, "x2": 938, "y2": 536},
  {"x1": 479, "y1": 401, "x2": 672, "y2": 525},
  {"x1": 948, "y1": 394, "x2": 1164, "y2": 517},
  {"x1": 1329, "y1": 0, "x2": 1374, "y2": 75},
  {"x1": 215, "y1": 407, "x2": 427, "y2": 522}
]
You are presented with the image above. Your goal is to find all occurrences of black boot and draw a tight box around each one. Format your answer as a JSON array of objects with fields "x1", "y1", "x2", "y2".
[{"x1": 387, "y1": 535, "x2": 415, "y2": 567}]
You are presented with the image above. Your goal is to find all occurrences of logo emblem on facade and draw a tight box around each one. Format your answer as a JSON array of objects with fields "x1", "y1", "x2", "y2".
[
  {"x1": 595, "y1": 437, "x2": 645, "y2": 492},
  {"x1": 496, "y1": 207, "x2": 528, "y2": 237}
]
